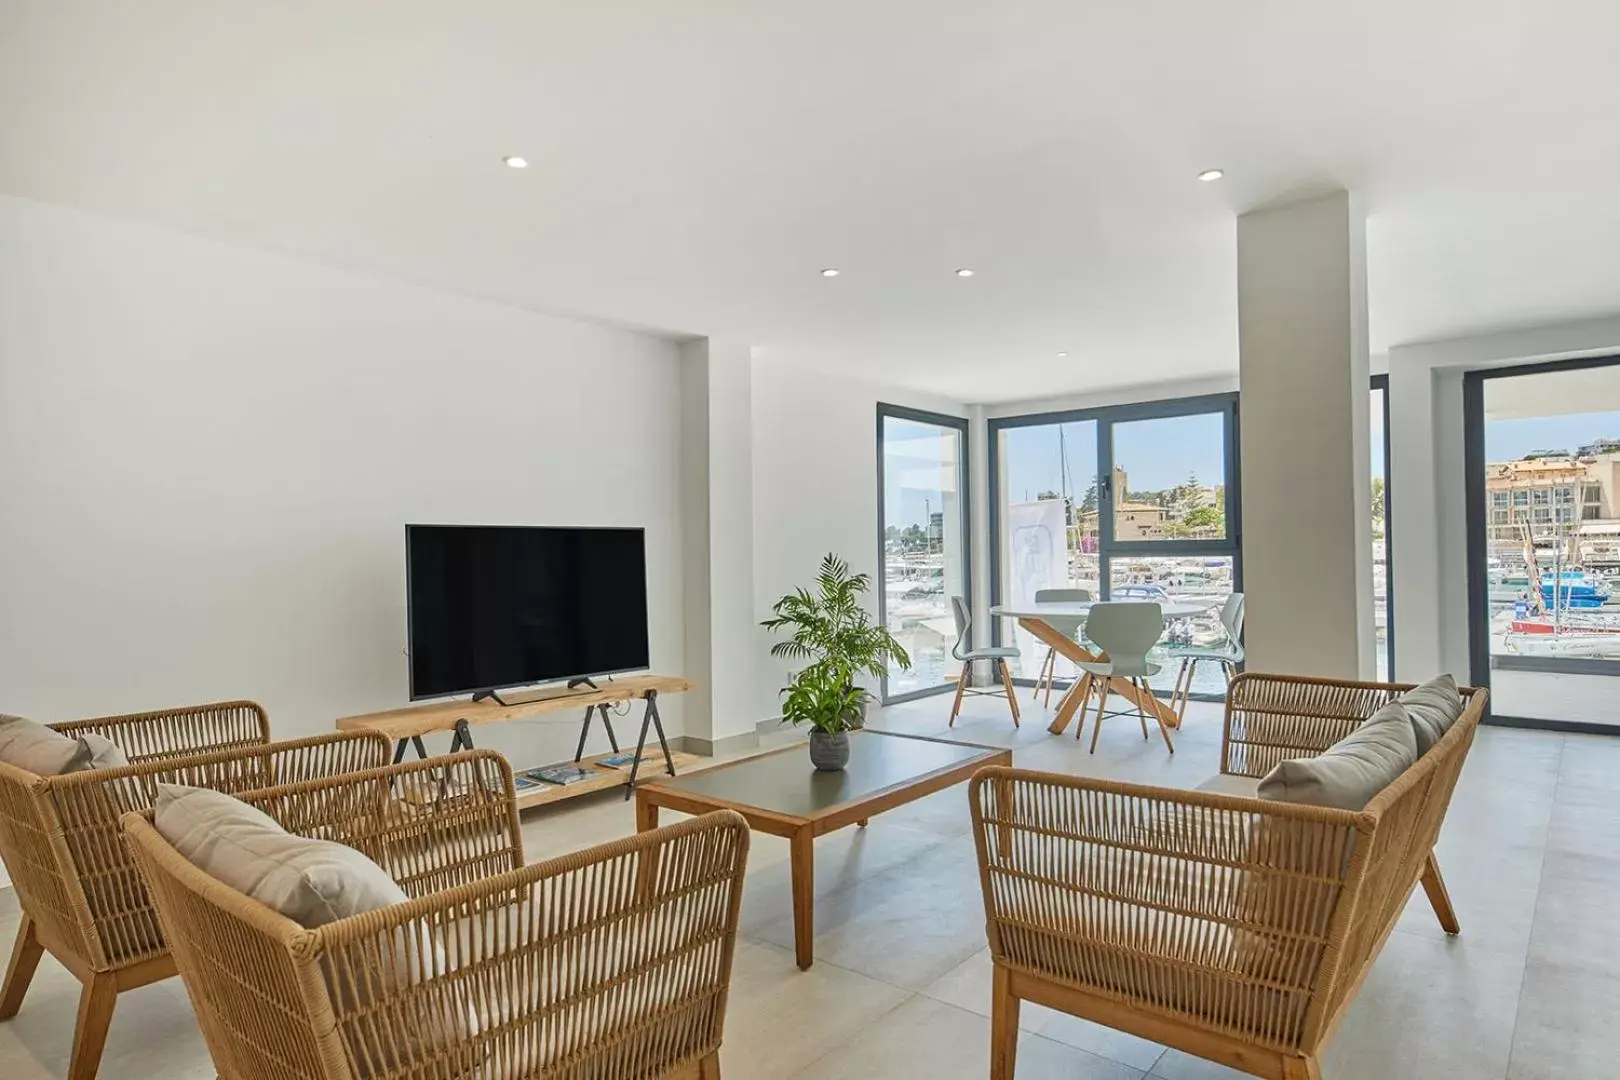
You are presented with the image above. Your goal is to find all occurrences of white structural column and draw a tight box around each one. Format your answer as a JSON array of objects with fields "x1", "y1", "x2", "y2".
[
  {"x1": 1237, "y1": 191, "x2": 1375, "y2": 678},
  {"x1": 679, "y1": 338, "x2": 759, "y2": 752}
]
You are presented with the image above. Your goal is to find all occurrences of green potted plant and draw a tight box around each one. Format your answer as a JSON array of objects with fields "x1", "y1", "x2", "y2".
[{"x1": 762, "y1": 554, "x2": 911, "y2": 770}]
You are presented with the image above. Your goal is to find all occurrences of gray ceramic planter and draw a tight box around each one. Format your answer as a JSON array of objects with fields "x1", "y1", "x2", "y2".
[{"x1": 808, "y1": 730, "x2": 850, "y2": 771}]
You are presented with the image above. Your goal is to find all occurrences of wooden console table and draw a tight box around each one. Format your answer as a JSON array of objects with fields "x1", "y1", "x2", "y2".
[{"x1": 335, "y1": 675, "x2": 695, "y2": 808}]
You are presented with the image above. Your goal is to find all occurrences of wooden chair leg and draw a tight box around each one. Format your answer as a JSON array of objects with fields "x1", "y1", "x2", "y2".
[
  {"x1": 1177, "y1": 658, "x2": 1199, "y2": 718},
  {"x1": 1067, "y1": 672, "x2": 1090, "y2": 735},
  {"x1": 948, "y1": 666, "x2": 968, "y2": 727},
  {"x1": 0, "y1": 914, "x2": 44, "y2": 1020},
  {"x1": 1155, "y1": 705, "x2": 1176, "y2": 755},
  {"x1": 1040, "y1": 649, "x2": 1057, "y2": 707},
  {"x1": 67, "y1": 973, "x2": 118, "y2": 1080},
  {"x1": 1281, "y1": 1054, "x2": 1323, "y2": 1080},
  {"x1": 990, "y1": 964, "x2": 1020, "y2": 1080},
  {"x1": 998, "y1": 660, "x2": 1021, "y2": 727},
  {"x1": 1421, "y1": 851, "x2": 1460, "y2": 934},
  {"x1": 698, "y1": 1050, "x2": 722, "y2": 1079},
  {"x1": 1133, "y1": 678, "x2": 1151, "y2": 740},
  {"x1": 1089, "y1": 682, "x2": 1110, "y2": 753}
]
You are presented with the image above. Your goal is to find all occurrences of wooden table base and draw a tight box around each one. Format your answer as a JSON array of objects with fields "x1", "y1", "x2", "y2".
[{"x1": 1014, "y1": 617, "x2": 1182, "y2": 734}]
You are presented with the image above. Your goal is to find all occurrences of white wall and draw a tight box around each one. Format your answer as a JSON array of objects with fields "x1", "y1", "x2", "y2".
[
  {"x1": 750, "y1": 359, "x2": 966, "y2": 721},
  {"x1": 0, "y1": 196, "x2": 688, "y2": 773},
  {"x1": 678, "y1": 339, "x2": 758, "y2": 746}
]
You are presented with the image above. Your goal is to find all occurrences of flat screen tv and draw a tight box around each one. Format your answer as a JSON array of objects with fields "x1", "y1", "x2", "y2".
[{"x1": 406, "y1": 524, "x2": 650, "y2": 700}]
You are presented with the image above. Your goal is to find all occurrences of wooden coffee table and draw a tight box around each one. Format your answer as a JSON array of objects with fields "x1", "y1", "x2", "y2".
[{"x1": 635, "y1": 729, "x2": 1010, "y2": 969}]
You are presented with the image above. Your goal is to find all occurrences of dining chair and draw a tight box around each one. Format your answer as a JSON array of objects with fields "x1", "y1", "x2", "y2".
[
  {"x1": 1071, "y1": 602, "x2": 1174, "y2": 754},
  {"x1": 1162, "y1": 592, "x2": 1245, "y2": 720},
  {"x1": 1030, "y1": 588, "x2": 1092, "y2": 707},
  {"x1": 947, "y1": 596, "x2": 1022, "y2": 728}
]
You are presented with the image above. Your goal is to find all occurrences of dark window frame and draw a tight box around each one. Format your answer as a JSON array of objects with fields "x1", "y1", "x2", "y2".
[
  {"x1": 876, "y1": 403, "x2": 972, "y2": 704},
  {"x1": 1464, "y1": 353, "x2": 1620, "y2": 734},
  {"x1": 987, "y1": 392, "x2": 1242, "y2": 701}
]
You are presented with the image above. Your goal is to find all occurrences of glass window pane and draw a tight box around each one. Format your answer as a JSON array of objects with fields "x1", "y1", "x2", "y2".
[
  {"x1": 1372, "y1": 384, "x2": 1390, "y2": 680},
  {"x1": 1480, "y1": 367, "x2": 1620, "y2": 727},
  {"x1": 1108, "y1": 556, "x2": 1236, "y2": 696},
  {"x1": 1111, "y1": 412, "x2": 1227, "y2": 542},
  {"x1": 880, "y1": 414, "x2": 967, "y2": 697},
  {"x1": 996, "y1": 420, "x2": 1100, "y2": 679}
]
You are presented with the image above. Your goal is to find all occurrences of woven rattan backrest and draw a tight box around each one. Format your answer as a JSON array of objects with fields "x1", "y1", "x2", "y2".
[
  {"x1": 1221, "y1": 674, "x2": 1413, "y2": 778},
  {"x1": 970, "y1": 767, "x2": 1365, "y2": 1053},
  {"x1": 127, "y1": 753, "x2": 752, "y2": 1080},
  {"x1": 0, "y1": 761, "x2": 95, "y2": 963},
  {"x1": 234, "y1": 750, "x2": 524, "y2": 898},
  {"x1": 125, "y1": 809, "x2": 337, "y2": 1079},
  {"x1": 52, "y1": 700, "x2": 270, "y2": 765},
  {"x1": 0, "y1": 728, "x2": 391, "y2": 973}
]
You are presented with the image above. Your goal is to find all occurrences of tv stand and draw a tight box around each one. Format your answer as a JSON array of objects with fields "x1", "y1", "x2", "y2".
[
  {"x1": 566, "y1": 676, "x2": 600, "y2": 691},
  {"x1": 335, "y1": 675, "x2": 695, "y2": 806}
]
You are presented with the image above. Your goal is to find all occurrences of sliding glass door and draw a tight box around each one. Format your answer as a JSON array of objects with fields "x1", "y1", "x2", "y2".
[
  {"x1": 991, "y1": 394, "x2": 1241, "y2": 699},
  {"x1": 1372, "y1": 375, "x2": 1393, "y2": 680},
  {"x1": 877, "y1": 405, "x2": 970, "y2": 701},
  {"x1": 1466, "y1": 357, "x2": 1620, "y2": 731}
]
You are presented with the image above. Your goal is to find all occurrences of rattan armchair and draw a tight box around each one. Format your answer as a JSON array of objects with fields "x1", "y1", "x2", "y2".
[
  {"x1": 0, "y1": 700, "x2": 392, "y2": 1080},
  {"x1": 124, "y1": 750, "x2": 752, "y2": 1080},
  {"x1": 970, "y1": 673, "x2": 1485, "y2": 1080}
]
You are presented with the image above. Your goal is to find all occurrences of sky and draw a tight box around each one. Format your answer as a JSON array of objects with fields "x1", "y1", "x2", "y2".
[
  {"x1": 1484, "y1": 411, "x2": 1620, "y2": 461},
  {"x1": 879, "y1": 392, "x2": 1611, "y2": 532}
]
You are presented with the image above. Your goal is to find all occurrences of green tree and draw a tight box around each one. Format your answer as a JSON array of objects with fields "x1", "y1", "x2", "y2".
[
  {"x1": 1183, "y1": 506, "x2": 1223, "y2": 531},
  {"x1": 1079, "y1": 478, "x2": 1099, "y2": 514}
]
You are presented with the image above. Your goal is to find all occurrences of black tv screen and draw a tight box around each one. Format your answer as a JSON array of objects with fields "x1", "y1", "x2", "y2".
[{"x1": 406, "y1": 525, "x2": 650, "y2": 699}]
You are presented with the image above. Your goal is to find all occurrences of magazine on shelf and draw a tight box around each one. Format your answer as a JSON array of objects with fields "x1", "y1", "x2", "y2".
[{"x1": 530, "y1": 764, "x2": 596, "y2": 786}]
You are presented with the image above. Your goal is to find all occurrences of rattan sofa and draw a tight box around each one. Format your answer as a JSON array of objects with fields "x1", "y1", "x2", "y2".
[
  {"x1": 969, "y1": 673, "x2": 1485, "y2": 1080},
  {"x1": 0, "y1": 701, "x2": 392, "y2": 1080},
  {"x1": 124, "y1": 749, "x2": 752, "y2": 1080}
]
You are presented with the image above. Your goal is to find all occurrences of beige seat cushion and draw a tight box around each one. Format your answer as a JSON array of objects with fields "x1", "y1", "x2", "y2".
[
  {"x1": 1197, "y1": 772, "x2": 1262, "y2": 798},
  {"x1": 0, "y1": 715, "x2": 128, "y2": 775},
  {"x1": 1257, "y1": 701, "x2": 1417, "y2": 810},
  {"x1": 153, "y1": 783, "x2": 408, "y2": 927},
  {"x1": 1402, "y1": 674, "x2": 1464, "y2": 756}
]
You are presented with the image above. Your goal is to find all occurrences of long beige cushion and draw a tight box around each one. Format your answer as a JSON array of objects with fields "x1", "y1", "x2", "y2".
[
  {"x1": 0, "y1": 715, "x2": 128, "y2": 775},
  {"x1": 1402, "y1": 674, "x2": 1464, "y2": 756},
  {"x1": 1258, "y1": 701, "x2": 1418, "y2": 810},
  {"x1": 153, "y1": 783, "x2": 407, "y2": 927}
]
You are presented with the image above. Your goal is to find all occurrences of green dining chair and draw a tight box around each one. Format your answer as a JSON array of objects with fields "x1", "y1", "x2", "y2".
[
  {"x1": 1072, "y1": 601, "x2": 1174, "y2": 755},
  {"x1": 1161, "y1": 592, "x2": 1245, "y2": 720},
  {"x1": 947, "y1": 596, "x2": 1022, "y2": 728}
]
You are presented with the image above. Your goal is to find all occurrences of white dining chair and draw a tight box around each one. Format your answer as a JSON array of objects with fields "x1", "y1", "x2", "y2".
[
  {"x1": 1072, "y1": 601, "x2": 1174, "y2": 755},
  {"x1": 1031, "y1": 587, "x2": 1092, "y2": 707},
  {"x1": 947, "y1": 596, "x2": 1021, "y2": 728},
  {"x1": 1161, "y1": 592, "x2": 1245, "y2": 720}
]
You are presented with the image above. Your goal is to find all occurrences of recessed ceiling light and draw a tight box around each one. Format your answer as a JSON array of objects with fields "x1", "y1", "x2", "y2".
[
  {"x1": 503, "y1": 155, "x2": 529, "y2": 169},
  {"x1": 820, "y1": 268, "x2": 841, "y2": 278},
  {"x1": 954, "y1": 268, "x2": 976, "y2": 278},
  {"x1": 1057, "y1": 352, "x2": 1069, "y2": 358},
  {"x1": 1197, "y1": 168, "x2": 1224, "y2": 182}
]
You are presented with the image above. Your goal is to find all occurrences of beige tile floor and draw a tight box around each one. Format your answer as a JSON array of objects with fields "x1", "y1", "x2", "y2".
[{"x1": 2, "y1": 691, "x2": 1617, "y2": 1079}]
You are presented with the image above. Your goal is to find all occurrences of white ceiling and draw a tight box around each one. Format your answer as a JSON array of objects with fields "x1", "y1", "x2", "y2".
[{"x1": 6, "y1": 1, "x2": 1620, "y2": 403}]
